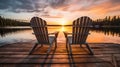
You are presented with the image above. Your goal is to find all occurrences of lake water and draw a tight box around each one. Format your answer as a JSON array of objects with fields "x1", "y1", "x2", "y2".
[{"x1": 0, "y1": 26, "x2": 120, "y2": 46}]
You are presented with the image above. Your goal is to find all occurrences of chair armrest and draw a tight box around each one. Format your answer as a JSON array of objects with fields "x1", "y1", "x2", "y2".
[
  {"x1": 54, "y1": 31, "x2": 59, "y2": 37},
  {"x1": 72, "y1": 33, "x2": 90, "y2": 35},
  {"x1": 63, "y1": 31, "x2": 72, "y2": 34},
  {"x1": 32, "y1": 33, "x2": 35, "y2": 35},
  {"x1": 49, "y1": 31, "x2": 59, "y2": 37},
  {"x1": 32, "y1": 32, "x2": 59, "y2": 37},
  {"x1": 63, "y1": 31, "x2": 90, "y2": 38},
  {"x1": 48, "y1": 31, "x2": 58, "y2": 35},
  {"x1": 63, "y1": 31, "x2": 72, "y2": 38}
]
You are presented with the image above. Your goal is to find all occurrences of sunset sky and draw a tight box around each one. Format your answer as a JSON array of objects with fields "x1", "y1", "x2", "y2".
[{"x1": 0, "y1": 0, "x2": 120, "y2": 25}]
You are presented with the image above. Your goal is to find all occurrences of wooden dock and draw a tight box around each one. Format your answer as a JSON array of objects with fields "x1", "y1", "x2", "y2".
[{"x1": 0, "y1": 42, "x2": 120, "y2": 67}]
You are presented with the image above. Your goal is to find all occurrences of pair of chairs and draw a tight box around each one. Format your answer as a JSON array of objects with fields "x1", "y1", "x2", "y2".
[{"x1": 29, "y1": 16, "x2": 94, "y2": 55}]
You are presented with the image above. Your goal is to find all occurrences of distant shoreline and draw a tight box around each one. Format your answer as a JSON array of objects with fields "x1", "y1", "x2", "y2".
[
  {"x1": 1, "y1": 25, "x2": 120, "y2": 28},
  {"x1": 47, "y1": 25, "x2": 72, "y2": 26}
]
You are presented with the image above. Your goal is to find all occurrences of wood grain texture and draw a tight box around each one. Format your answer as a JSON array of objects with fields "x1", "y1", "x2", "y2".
[{"x1": 0, "y1": 43, "x2": 120, "y2": 67}]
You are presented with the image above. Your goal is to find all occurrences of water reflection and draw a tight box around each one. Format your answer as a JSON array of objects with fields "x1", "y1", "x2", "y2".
[
  {"x1": 0, "y1": 26, "x2": 120, "y2": 44},
  {"x1": 1, "y1": 26, "x2": 120, "y2": 38},
  {"x1": 60, "y1": 26, "x2": 72, "y2": 32},
  {"x1": 90, "y1": 27, "x2": 120, "y2": 37},
  {"x1": 0, "y1": 26, "x2": 120, "y2": 37},
  {"x1": 0, "y1": 27, "x2": 31, "y2": 37}
]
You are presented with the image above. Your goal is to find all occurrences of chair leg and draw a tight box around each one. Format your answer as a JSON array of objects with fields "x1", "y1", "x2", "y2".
[
  {"x1": 68, "y1": 44, "x2": 76, "y2": 67},
  {"x1": 68, "y1": 44, "x2": 72, "y2": 56},
  {"x1": 39, "y1": 44, "x2": 43, "y2": 48},
  {"x1": 66, "y1": 43, "x2": 68, "y2": 49},
  {"x1": 80, "y1": 44, "x2": 83, "y2": 47},
  {"x1": 66, "y1": 39, "x2": 68, "y2": 49},
  {"x1": 29, "y1": 43, "x2": 38, "y2": 55},
  {"x1": 85, "y1": 43, "x2": 94, "y2": 55},
  {"x1": 47, "y1": 44, "x2": 52, "y2": 54},
  {"x1": 55, "y1": 39, "x2": 57, "y2": 48}
]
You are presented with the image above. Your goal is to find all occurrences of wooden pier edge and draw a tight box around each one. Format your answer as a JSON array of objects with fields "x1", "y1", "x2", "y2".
[{"x1": 0, "y1": 42, "x2": 120, "y2": 67}]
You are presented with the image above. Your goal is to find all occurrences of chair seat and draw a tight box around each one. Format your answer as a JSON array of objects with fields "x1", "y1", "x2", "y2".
[
  {"x1": 64, "y1": 16, "x2": 94, "y2": 55},
  {"x1": 49, "y1": 35, "x2": 56, "y2": 44},
  {"x1": 67, "y1": 36, "x2": 86, "y2": 45},
  {"x1": 67, "y1": 36, "x2": 72, "y2": 44},
  {"x1": 29, "y1": 17, "x2": 59, "y2": 55}
]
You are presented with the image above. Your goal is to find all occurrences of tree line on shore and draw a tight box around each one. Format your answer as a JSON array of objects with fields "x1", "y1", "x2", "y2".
[
  {"x1": 0, "y1": 16, "x2": 30, "y2": 27},
  {"x1": 0, "y1": 15, "x2": 120, "y2": 27},
  {"x1": 93, "y1": 16, "x2": 120, "y2": 27}
]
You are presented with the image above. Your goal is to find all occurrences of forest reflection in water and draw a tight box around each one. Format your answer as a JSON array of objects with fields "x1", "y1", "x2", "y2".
[
  {"x1": 90, "y1": 27, "x2": 120, "y2": 37},
  {"x1": 0, "y1": 26, "x2": 120, "y2": 37},
  {"x1": 0, "y1": 27, "x2": 31, "y2": 37},
  {"x1": 0, "y1": 26, "x2": 120, "y2": 45}
]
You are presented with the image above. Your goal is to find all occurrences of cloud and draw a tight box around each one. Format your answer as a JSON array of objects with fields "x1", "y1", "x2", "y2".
[
  {"x1": 110, "y1": 0, "x2": 120, "y2": 3},
  {"x1": 0, "y1": 0, "x2": 48, "y2": 13},
  {"x1": 55, "y1": 0, "x2": 120, "y2": 17},
  {"x1": 0, "y1": 0, "x2": 67, "y2": 13},
  {"x1": 41, "y1": 14, "x2": 63, "y2": 18},
  {"x1": 48, "y1": 0, "x2": 66, "y2": 8},
  {"x1": 0, "y1": 0, "x2": 120, "y2": 20},
  {"x1": 0, "y1": 0, "x2": 68, "y2": 19}
]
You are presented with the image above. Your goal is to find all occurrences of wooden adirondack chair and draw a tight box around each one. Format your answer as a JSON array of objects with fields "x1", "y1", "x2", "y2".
[
  {"x1": 64, "y1": 16, "x2": 94, "y2": 55},
  {"x1": 29, "y1": 17, "x2": 59, "y2": 54}
]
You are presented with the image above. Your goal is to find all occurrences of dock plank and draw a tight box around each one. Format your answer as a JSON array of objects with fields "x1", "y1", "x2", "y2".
[{"x1": 0, "y1": 43, "x2": 120, "y2": 67}]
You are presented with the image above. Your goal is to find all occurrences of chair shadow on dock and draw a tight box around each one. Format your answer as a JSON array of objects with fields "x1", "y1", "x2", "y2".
[
  {"x1": 0, "y1": 43, "x2": 119, "y2": 67},
  {"x1": 13, "y1": 43, "x2": 118, "y2": 67},
  {"x1": 65, "y1": 44, "x2": 116, "y2": 67},
  {"x1": 15, "y1": 44, "x2": 57, "y2": 67}
]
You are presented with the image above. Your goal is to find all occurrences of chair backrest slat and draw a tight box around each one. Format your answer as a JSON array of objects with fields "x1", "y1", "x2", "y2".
[
  {"x1": 30, "y1": 17, "x2": 49, "y2": 44},
  {"x1": 72, "y1": 16, "x2": 92, "y2": 44}
]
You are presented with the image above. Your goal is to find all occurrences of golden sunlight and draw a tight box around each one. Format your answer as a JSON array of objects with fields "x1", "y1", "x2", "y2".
[
  {"x1": 60, "y1": 18, "x2": 67, "y2": 25},
  {"x1": 60, "y1": 26, "x2": 66, "y2": 31}
]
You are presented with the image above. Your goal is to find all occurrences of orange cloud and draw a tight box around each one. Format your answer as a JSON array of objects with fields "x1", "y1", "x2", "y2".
[
  {"x1": 1, "y1": 0, "x2": 120, "y2": 24},
  {"x1": 41, "y1": 14, "x2": 63, "y2": 18}
]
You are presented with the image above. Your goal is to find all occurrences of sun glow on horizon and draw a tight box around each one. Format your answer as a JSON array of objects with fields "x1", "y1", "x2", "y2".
[
  {"x1": 1, "y1": 0, "x2": 120, "y2": 22},
  {"x1": 59, "y1": 18, "x2": 67, "y2": 25},
  {"x1": 46, "y1": 18, "x2": 71, "y2": 25},
  {"x1": 60, "y1": 26, "x2": 66, "y2": 31}
]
